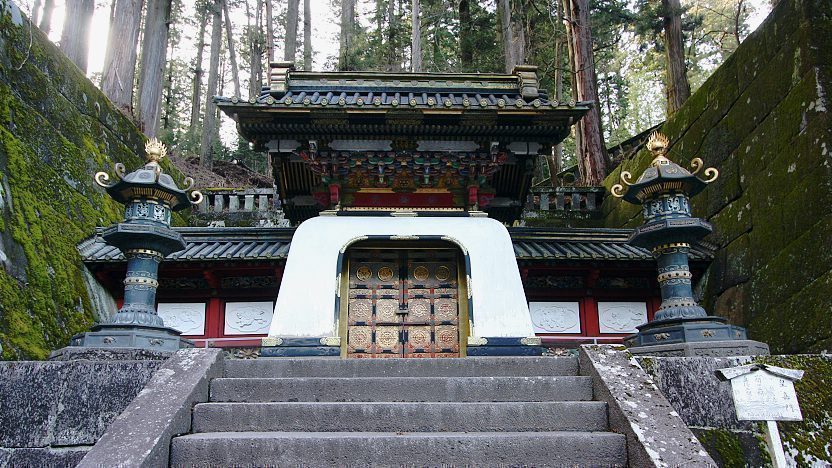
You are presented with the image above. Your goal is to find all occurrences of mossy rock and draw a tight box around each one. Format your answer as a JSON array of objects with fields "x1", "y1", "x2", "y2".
[
  {"x1": 751, "y1": 267, "x2": 832, "y2": 353},
  {"x1": 601, "y1": 0, "x2": 832, "y2": 354},
  {"x1": 749, "y1": 214, "x2": 832, "y2": 312},
  {"x1": 706, "y1": 198, "x2": 752, "y2": 247},
  {"x1": 692, "y1": 428, "x2": 770, "y2": 468}
]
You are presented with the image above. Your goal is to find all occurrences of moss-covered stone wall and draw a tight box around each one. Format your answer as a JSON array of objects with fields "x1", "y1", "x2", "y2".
[
  {"x1": 0, "y1": 3, "x2": 183, "y2": 359},
  {"x1": 602, "y1": 0, "x2": 832, "y2": 354}
]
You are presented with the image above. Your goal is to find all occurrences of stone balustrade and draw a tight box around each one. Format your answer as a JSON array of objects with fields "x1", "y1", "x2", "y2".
[
  {"x1": 198, "y1": 188, "x2": 279, "y2": 214},
  {"x1": 527, "y1": 186, "x2": 605, "y2": 212},
  {"x1": 194, "y1": 188, "x2": 289, "y2": 227},
  {"x1": 522, "y1": 186, "x2": 605, "y2": 227}
]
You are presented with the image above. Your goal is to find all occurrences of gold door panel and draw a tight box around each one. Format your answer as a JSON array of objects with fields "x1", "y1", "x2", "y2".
[
  {"x1": 373, "y1": 326, "x2": 402, "y2": 356},
  {"x1": 434, "y1": 298, "x2": 458, "y2": 324},
  {"x1": 405, "y1": 298, "x2": 432, "y2": 324},
  {"x1": 346, "y1": 248, "x2": 462, "y2": 358},
  {"x1": 348, "y1": 299, "x2": 373, "y2": 325},
  {"x1": 347, "y1": 325, "x2": 373, "y2": 353},
  {"x1": 435, "y1": 325, "x2": 460, "y2": 352},
  {"x1": 375, "y1": 299, "x2": 401, "y2": 324}
]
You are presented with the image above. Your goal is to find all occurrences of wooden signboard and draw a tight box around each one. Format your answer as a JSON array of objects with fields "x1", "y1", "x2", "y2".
[{"x1": 716, "y1": 363, "x2": 805, "y2": 468}]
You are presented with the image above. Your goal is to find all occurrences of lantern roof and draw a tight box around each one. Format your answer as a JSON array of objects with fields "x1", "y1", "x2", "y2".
[
  {"x1": 611, "y1": 132, "x2": 719, "y2": 204},
  {"x1": 94, "y1": 139, "x2": 203, "y2": 211}
]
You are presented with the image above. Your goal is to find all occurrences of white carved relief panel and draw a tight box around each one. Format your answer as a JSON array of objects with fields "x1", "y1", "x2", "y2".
[
  {"x1": 157, "y1": 302, "x2": 206, "y2": 336},
  {"x1": 528, "y1": 302, "x2": 581, "y2": 334},
  {"x1": 224, "y1": 301, "x2": 274, "y2": 335},
  {"x1": 597, "y1": 301, "x2": 648, "y2": 334}
]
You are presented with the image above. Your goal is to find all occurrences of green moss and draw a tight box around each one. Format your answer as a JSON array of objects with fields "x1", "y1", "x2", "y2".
[
  {"x1": 522, "y1": 209, "x2": 605, "y2": 228},
  {"x1": 697, "y1": 429, "x2": 752, "y2": 468}
]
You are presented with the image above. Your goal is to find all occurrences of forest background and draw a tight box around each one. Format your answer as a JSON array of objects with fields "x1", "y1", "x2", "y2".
[{"x1": 17, "y1": 0, "x2": 771, "y2": 187}]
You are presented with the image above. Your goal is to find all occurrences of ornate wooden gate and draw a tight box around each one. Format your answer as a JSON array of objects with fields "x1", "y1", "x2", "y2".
[{"x1": 345, "y1": 248, "x2": 461, "y2": 358}]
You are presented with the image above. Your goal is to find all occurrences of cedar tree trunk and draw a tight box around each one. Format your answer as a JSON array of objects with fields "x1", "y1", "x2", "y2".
[
  {"x1": 200, "y1": 0, "x2": 223, "y2": 170},
  {"x1": 101, "y1": 0, "x2": 144, "y2": 113}
]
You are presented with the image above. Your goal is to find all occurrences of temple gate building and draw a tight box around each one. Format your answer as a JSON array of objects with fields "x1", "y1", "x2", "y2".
[{"x1": 79, "y1": 64, "x2": 714, "y2": 356}]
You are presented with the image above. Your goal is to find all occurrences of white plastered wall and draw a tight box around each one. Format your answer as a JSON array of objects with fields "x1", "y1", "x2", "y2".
[{"x1": 269, "y1": 216, "x2": 534, "y2": 338}]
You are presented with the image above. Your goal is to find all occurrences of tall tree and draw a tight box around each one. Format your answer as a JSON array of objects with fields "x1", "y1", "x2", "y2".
[
  {"x1": 459, "y1": 0, "x2": 473, "y2": 71},
  {"x1": 200, "y1": 0, "x2": 223, "y2": 170},
  {"x1": 383, "y1": 0, "x2": 400, "y2": 71},
  {"x1": 662, "y1": 0, "x2": 691, "y2": 115},
  {"x1": 499, "y1": 0, "x2": 526, "y2": 72},
  {"x1": 137, "y1": 0, "x2": 174, "y2": 137},
  {"x1": 101, "y1": 0, "x2": 144, "y2": 113},
  {"x1": 190, "y1": 2, "x2": 208, "y2": 132},
  {"x1": 284, "y1": 0, "x2": 300, "y2": 62},
  {"x1": 546, "y1": 0, "x2": 566, "y2": 187},
  {"x1": 265, "y1": 0, "x2": 275, "y2": 62},
  {"x1": 59, "y1": 0, "x2": 94, "y2": 73},
  {"x1": 512, "y1": 4, "x2": 526, "y2": 67},
  {"x1": 499, "y1": 0, "x2": 513, "y2": 72},
  {"x1": 31, "y1": 0, "x2": 42, "y2": 26},
  {"x1": 565, "y1": 0, "x2": 608, "y2": 185},
  {"x1": 248, "y1": 0, "x2": 265, "y2": 99},
  {"x1": 223, "y1": 0, "x2": 242, "y2": 97},
  {"x1": 339, "y1": 0, "x2": 355, "y2": 70},
  {"x1": 161, "y1": 18, "x2": 179, "y2": 131},
  {"x1": 303, "y1": 0, "x2": 312, "y2": 69},
  {"x1": 410, "y1": 0, "x2": 421, "y2": 71},
  {"x1": 38, "y1": 0, "x2": 54, "y2": 35}
]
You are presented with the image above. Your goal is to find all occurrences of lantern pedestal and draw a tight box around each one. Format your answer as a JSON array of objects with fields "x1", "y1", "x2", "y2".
[
  {"x1": 72, "y1": 324, "x2": 192, "y2": 352},
  {"x1": 625, "y1": 317, "x2": 768, "y2": 357}
]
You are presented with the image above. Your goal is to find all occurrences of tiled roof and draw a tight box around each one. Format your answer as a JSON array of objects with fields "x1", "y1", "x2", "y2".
[
  {"x1": 79, "y1": 226, "x2": 714, "y2": 263},
  {"x1": 78, "y1": 227, "x2": 294, "y2": 263},
  {"x1": 509, "y1": 228, "x2": 714, "y2": 261},
  {"x1": 217, "y1": 66, "x2": 588, "y2": 113},
  {"x1": 218, "y1": 88, "x2": 586, "y2": 113}
]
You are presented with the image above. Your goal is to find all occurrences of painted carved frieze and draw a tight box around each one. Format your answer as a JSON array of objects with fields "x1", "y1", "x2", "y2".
[
  {"x1": 597, "y1": 301, "x2": 648, "y2": 334},
  {"x1": 157, "y1": 302, "x2": 206, "y2": 335},
  {"x1": 528, "y1": 302, "x2": 581, "y2": 334},
  {"x1": 224, "y1": 301, "x2": 274, "y2": 335}
]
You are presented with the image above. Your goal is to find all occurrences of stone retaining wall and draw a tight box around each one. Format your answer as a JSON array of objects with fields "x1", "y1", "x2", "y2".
[{"x1": 0, "y1": 358, "x2": 164, "y2": 466}]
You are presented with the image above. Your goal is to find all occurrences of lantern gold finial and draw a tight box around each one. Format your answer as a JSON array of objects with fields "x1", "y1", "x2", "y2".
[
  {"x1": 647, "y1": 132, "x2": 671, "y2": 167},
  {"x1": 144, "y1": 138, "x2": 167, "y2": 164}
]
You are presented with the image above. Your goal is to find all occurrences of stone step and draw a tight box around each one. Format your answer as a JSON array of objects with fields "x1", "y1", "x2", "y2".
[
  {"x1": 224, "y1": 356, "x2": 578, "y2": 378},
  {"x1": 210, "y1": 376, "x2": 593, "y2": 402},
  {"x1": 192, "y1": 401, "x2": 609, "y2": 433},
  {"x1": 170, "y1": 431, "x2": 628, "y2": 467}
]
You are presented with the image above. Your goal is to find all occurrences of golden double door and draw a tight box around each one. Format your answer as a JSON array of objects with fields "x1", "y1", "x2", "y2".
[{"x1": 345, "y1": 248, "x2": 461, "y2": 358}]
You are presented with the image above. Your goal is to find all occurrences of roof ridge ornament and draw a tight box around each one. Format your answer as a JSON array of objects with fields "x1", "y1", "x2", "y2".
[
  {"x1": 269, "y1": 61, "x2": 296, "y2": 97},
  {"x1": 512, "y1": 64, "x2": 540, "y2": 99}
]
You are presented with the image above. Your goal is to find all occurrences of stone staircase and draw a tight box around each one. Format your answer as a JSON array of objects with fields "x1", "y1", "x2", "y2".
[{"x1": 169, "y1": 357, "x2": 627, "y2": 466}]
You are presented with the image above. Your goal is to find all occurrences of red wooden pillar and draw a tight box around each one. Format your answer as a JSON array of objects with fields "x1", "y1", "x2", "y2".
[{"x1": 206, "y1": 298, "x2": 223, "y2": 338}]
